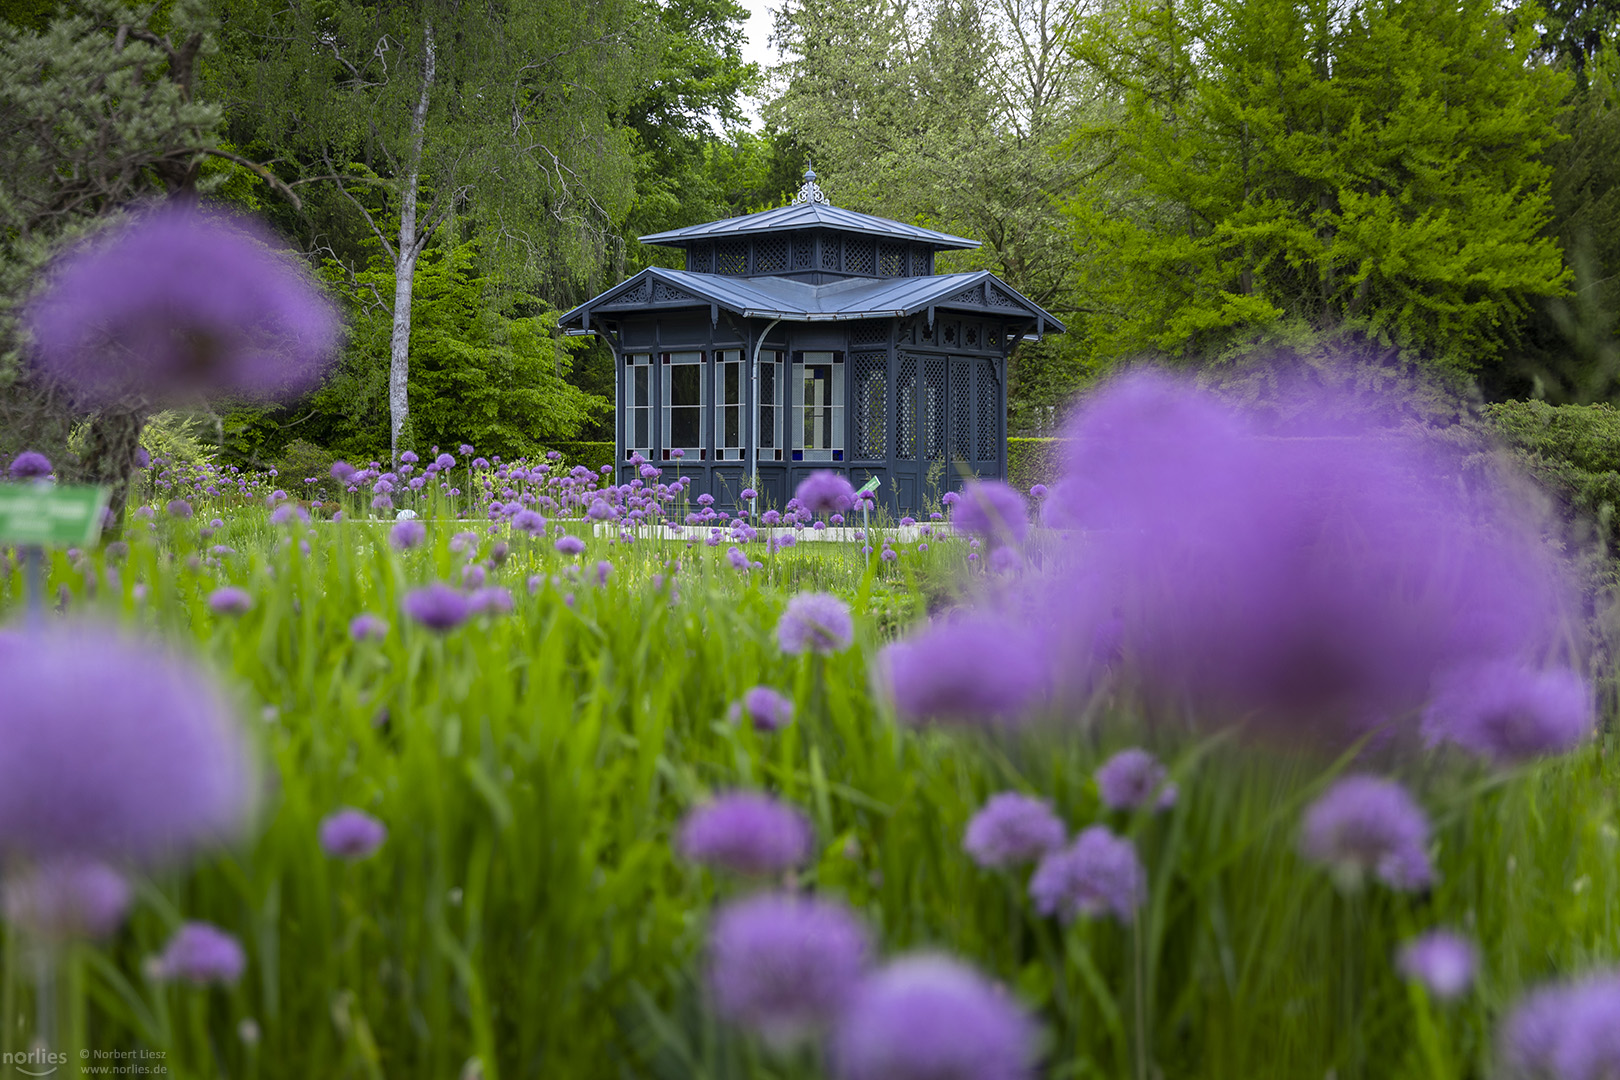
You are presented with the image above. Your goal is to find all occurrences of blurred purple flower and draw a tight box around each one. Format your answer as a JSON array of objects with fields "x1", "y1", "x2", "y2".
[
  {"x1": 153, "y1": 921, "x2": 245, "y2": 985},
  {"x1": 877, "y1": 614, "x2": 1045, "y2": 726},
  {"x1": 7, "y1": 451, "x2": 52, "y2": 480},
  {"x1": 1299, "y1": 775, "x2": 1431, "y2": 892},
  {"x1": 555, "y1": 535, "x2": 585, "y2": 557},
  {"x1": 269, "y1": 503, "x2": 308, "y2": 526},
  {"x1": 1422, "y1": 662, "x2": 1593, "y2": 765},
  {"x1": 1095, "y1": 749, "x2": 1176, "y2": 812},
  {"x1": 2, "y1": 857, "x2": 131, "y2": 941},
  {"x1": 708, "y1": 893, "x2": 870, "y2": 1049},
  {"x1": 952, "y1": 481, "x2": 1028, "y2": 549},
  {"x1": 390, "y1": 519, "x2": 426, "y2": 550},
  {"x1": 1396, "y1": 930, "x2": 1476, "y2": 1000},
  {"x1": 468, "y1": 586, "x2": 513, "y2": 615},
  {"x1": 348, "y1": 613, "x2": 388, "y2": 641},
  {"x1": 0, "y1": 624, "x2": 254, "y2": 863},
  {"x1": 795, "y1": 471, "x2": 855, "y2": 515},
  {"x1": 513, "y1": 509, "x2": 546, "y2": 535},
  {"x1": 777, "y1": 592, "x2": 854, "y2": 655},
  {"x1": 167, "y1": 499, "x2": 193, "y2": 519},
  {"x1": 676, "y1": 792, "x2": 812, "y2": 875},
  {"x1": 461, "y1": 564, "x2": 487, "y2": 590},
  {"x1": 318, "y1": 808, "x2": 387, "y2": 860},
  {"x1": 26, "y1": 204, "x2": 338, "y2": 404},
  {"x1": 834, "y1": 954, "x2": 1035, "y2": 1080},
  {"x1": 963, "y1": 793, "x2": 1066, "y2": 869},
  {"x1": 729, "y1": 686, "x2": 795, "y2": 732},
  {"x1": 1030, "y1": 824, "x2": 1146, "y2": 923},
  {"x1": 208, "y1": 586, "x2": 252, "y2": 616},
  {"x1": 402, "y1": 583, "x2": 471, "y2": 632},
  {"x1": 1500, "y1": 972, "x2": 1620, "y2": 1080}
]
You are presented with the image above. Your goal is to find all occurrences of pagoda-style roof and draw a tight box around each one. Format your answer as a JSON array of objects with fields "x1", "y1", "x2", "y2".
[
  {"x1": 560, "y1": 265, "x2": 1064, "y2": 335},
  {"x1": 638, "y1": 202, "x2": 978, "y2": 252}
]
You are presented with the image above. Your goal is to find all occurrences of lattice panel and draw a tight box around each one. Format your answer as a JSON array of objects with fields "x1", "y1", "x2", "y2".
[
  {"x1": 950, "y1": 361, "x2": 971, "y2": 459},
  {"x1": 755, "y1": 236, "x2": 788, "y2": 274},
  {"x1": 975, "y1": 358, "x2": 998, "y2": 462},
  {"x1": 686, "y1": 244, "x2": 713, "y2": 273},
  {"x1": 912, "y1": 248, "x2": 932, "y2": 275},
  {"x1": 821, "y1": 237, "x2": 841, "y2": 270},
  {"x1": 849, "y1": 320, "x2": 888, "y2": 347},
  {"x1": 852, "y1": 352, "x2": 887, "y2": 460},
  {"x1": 943, "y1": 322, "x2": 959, "y2": 346},
  {"x1": 652, "y1": 281, "x2": 692, "y2": 303},
  {"x1": 986, "y1": 326, "x2": 1001, "y2": 349},
  {"x1": 920, "y1": 321, "x2": 936, "y2": 344},
  {"x1": 965, "y1": 324, "x2": 979, "y2": 347},
  {"x1": 988, "y1": 284, "x2": 1020, "y2": 308},
  {"x1": 948, "y1": 285, "x2": 982, "y2": 305},
  {"x1": 845, "y1": 239, "x2": 874, "y2": 275},
  {"x1": 792, "y1": 234, "x2": 814, "y2": 270},
  {"x1": 923, "y1": 358, "x2": 947, "y2": 460},
  {"x1": 716, "y1": 240, "x2": 748, "y2": 275},
  {"x1": 878, "y1": 243, "x2": 906, "y2": 277},
  {"x1": 896, "y1": 356, "x2": 917, "y2": 458}
]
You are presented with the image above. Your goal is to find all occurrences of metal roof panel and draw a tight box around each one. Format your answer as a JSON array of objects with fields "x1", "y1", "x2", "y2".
[{"x1": 638, "y1": 202, "x2": 979, "y2": 250}]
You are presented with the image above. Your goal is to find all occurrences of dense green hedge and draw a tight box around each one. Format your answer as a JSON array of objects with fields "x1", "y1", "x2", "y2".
[
  {"x1": 1007, "y1": 437, "x2": 1065, "y2": 492},
  {"x1": 545, "y1": 441, "x2": 616, "y2": 471},
  {"x1": 1486, "y1": 400, "x2": 1620, "y2": 552}
]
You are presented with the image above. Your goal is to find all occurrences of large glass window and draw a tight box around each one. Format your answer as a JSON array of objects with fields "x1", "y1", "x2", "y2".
[
  {"x1": 661, "y1": 351, "x2": 704, "y2": 459},
  {"x1": 715, "y1": 349, "x2": 743, "y2": 461},
  {"x1": 792, "y1": 351, "x2": 844, "y2": 462},
  {"x1": 624, "y1": 353, "x2": 652, "y2": 458},
  {"x1": 758, "y1": 350, "x2": 783, "y2": 461}
]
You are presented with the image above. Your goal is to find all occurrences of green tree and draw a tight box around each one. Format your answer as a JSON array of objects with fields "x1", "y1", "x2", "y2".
[{"x1": 1065, "y1": 0, "x2": 1573, "y2": 379}]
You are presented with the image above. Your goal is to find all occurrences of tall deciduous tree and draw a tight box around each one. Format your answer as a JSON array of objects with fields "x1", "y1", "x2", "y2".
[{"x1": 1065, "y1": 0, "x2": 1572, "y2": 379}]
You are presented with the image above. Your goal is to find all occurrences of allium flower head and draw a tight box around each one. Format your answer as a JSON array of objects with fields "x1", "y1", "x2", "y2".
[
  {"x1": 26, "y1": 204, "x2": 338, "y2": 404},
  {"x1": 318, "y1": 808, "x2": 387, "y2": 859},
  {"x1": 8, "y1": 451, "x2": 52, "y2": 480},
  {"x1": 676, "y1": 792, "x2": 812, "y2": 875},
  {"x1": 952, "y1": 481, "x2": 1029, "y2": 549},
  {"x1": 402, "y1": 582, "x2": 471, "y2": 632},
  {"x1": 468, "y1": 586, "x2": 514, "y2": 615},
  {"x1": 834, "y1": 954, "x2": 1036, "y2": 1080},
  {"x1": 729, "y1": 686, "x2": 795, "y2": 732},
  {"x1": 1422, "y1": 662, "x2": 1593, "y2": 765},
  {"x1": 1499, "y1": 972, "x2": 1620, "y2": 1080},
  {"x1": 1299, "y1": 775, "x2": 1431, "y2": 891},
  {"x1": 208, "y1": 586, "x2": 252, "y2": 616},
  {"x1": 167, "y1": 499, "x2": 194, "y2": 519},
  {"x1": 707, "y1": 893, "x2": 870, "y2": 1049},
  {"x1": 512, "y1": 509, "x2": 546, "y2": 535},
  {"x1": 0, "y1": 624, "x2": 255, "y2": 863},
  {"x1": 877, "y1": 614, "x2": 1045, "y2": 726},
  {"x1": 1095, "y1": 749, "x2": 1176, "y2": 811},
  {"x1": 555, "y1": 535, "x2": 586, "y2": 557},
  {"x1": 795, "y1": 471, "x2": 855, "y2": 515},
  {"x1": 1396, "y1": 930, "x2": 1476, "y2": 1000},
  {"x1": 348, "y1": 614, "x2": 388, "y2": 641},
  {"x1": 963, "y1": 793, "x2": 1066, "y2": 868},
  {"x1": 1029, "y1": 825, "x2": 1146, "y2": 923},
  {"x1": 390, "y1": 519, "x2": 426, "y2": 550},
  {"x1": 153, "y1": 921, "x2": 246, "y2": 985},
  {"x1": 3, "y1": 857, "x2": 132, "y2": 941},
  {"x1": 777, "y1": 592, "x2": 854, "y2": 655}
]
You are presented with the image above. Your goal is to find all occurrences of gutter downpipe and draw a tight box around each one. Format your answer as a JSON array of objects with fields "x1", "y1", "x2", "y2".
[{"x1": 749, "y1": 316, "x2": 784, "y2": 514}]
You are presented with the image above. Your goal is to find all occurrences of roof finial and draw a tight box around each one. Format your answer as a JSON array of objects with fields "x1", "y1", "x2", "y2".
[{"x1": 792, "y1": 160, "x2": 831, "y2": 206}]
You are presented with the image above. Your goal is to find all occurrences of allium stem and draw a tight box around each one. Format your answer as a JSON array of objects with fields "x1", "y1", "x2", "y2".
[
  {"x1": 1134, "y1": 919, "x2": 1148, "y2": 1080},
  {"x1": 23, "y1": 545, "x2": 44, "y2": 629}
]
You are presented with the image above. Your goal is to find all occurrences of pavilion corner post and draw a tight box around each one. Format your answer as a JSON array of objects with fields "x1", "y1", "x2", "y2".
[{"x1": 748, "y1": 317, "x2": 783, "y2": 512}]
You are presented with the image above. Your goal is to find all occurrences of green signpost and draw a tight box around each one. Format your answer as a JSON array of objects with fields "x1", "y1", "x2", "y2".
[{"x1": 0, "y1": 483, "x2": 110, "y2": 547}]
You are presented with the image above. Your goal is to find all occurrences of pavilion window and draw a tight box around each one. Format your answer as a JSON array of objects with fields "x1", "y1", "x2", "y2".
[
  {"x1": 852, "y1": 352, "x2": 887, "y2": 460},
  {"x1": 661, "y1": 351, "x2": 705, "y2": 459},
  {"x1": 625, "y1": 352, "x2": 652, "y2": 459},
  {"x1": 714, "y1": 349, "x2": 743, "y2": 460},
  {"x1": 758, "y1": 350, "x2": 784, "y2": 461},
  {"x1": 793, "y1": 351, "x2": 844, "y2": 462}
]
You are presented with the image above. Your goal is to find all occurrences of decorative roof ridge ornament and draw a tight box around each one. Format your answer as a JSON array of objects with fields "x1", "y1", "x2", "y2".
[{"x1": 791, "y1": 163, "x2": 831, "y2": 206}]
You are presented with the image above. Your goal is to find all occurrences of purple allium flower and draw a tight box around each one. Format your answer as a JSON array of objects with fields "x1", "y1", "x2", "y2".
[
  {"x1": 348, "y1": 613, "x2": 388, "y2": 641},
  {"x1": 468, "y1": 586, "x2": 513, "y2": 615},
  {"x1": 371, "y1": 494, "x2": 394, "y2": 512},
  {"x1": 727, "y1": 545, "x2": 750, "y2": 571},
  {"x1": 269, "y1": 503, "x2": 308, "y2": 526},
  {"x1": 1422, "y1": 662, "x2": 1593, "y2": 764},
  {"x1": 1029, "y1": 484, "x2": 1048, "y2": 499},
  {"x1": 1095, "y1": 749, "x2": 1176, "y2": 812},
  {"x1": 1299, "y1": 775, "x2": 1432, "y2": 891},
  {"x1": 707, "y1": 893, "x2": 870, "y2": 1049},
  {"x1": 963, "y1": 793, "x2": 1066, "y2": 868},
  {"x1": 167, "y1": 499, "x2": 193, "y2": 519},
  {"x1": 208, "y1": 586, "x2": 252, "y2": 616},
  {"x1": 729, "y1": 686, "x2": 795, "y2": 732},
  {"x1": 318, "y1": 808, "x2": 387, "y2": 859},
  {"x1": 776, "y1": 592, "x2": 854, "y2": 655},
  {"x1": 877, "y1": 614, "x2": 1045, "y2": 726},
  {"x1": 1499, "y1": 972, "x2": 1620, "y2": 1080},
  {"x1": 0, "y1": 624, "x2": 254, "y2": 863},
  {"x1": 331, "y1": 461, "x2": 356, "y2": 483},
  {"x1": 390, "y1": 519, "x2": 426, "y2": 550},
  {"x1": 672, "y1": 448, "x2": 686, "y2": 459},
  {"x1": 952, "y1": 481, "x2": 1029, "y2": 549},
  {"x1": 7, "y1": 451, "x2": 52, "y2": 480},
  {"x1": 26, "y1": 204, "x2": 338, "y2": 404},
  {"x1": 594, "y1": 560, "x2": 613, "y2": 585},
  {"x1": 1029, "y1": 824, "x2": 1147, "y2": 923},
  {"x1": 795, "y1": 471, "x2": 855, "y2": 515},
  {"x1": 2, "y1": 857, "x2": 131, "y2": 941},
  {"x1": 400, "y1": 450, "x2": 419, "y2": 465},
  {"x1": 676, "y1": 792, "x2": 812, "y2": 875},
  {"x1": 402, "y1": 582, "x2": 471, "y2": 632},
  {"x1": 153, "y1": 921, "x2": 246, "y2": 985},
  {"x1": 555, "y1": 535, "x2": 585, "y2": 557},
  {"x1": 833, "y1": 954, "x2": 1036, "y2": 1080},
  {"x1": 435, "y1": 453, "x2": 456, "y2": 470},
  {"x1": 741, "y1": 488, "x2": 757, "y2": 500},
  {"x1": 461, "y1": 563, "x2": 487, "y2": 590},
  {"x1": 513, "y1": 509, "x2": 546, "y2": 535},
  {"x1": 1396, "y1": 930, "x2": 1476, "y2": 1000}
]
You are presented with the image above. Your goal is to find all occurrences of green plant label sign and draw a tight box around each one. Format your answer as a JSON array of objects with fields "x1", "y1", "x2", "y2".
[
  {"x1": 0, "y1": 484, "x2": 110, "y2": 546},
  {"x1": 855, "y1": 476, "x2": 881, "y2": 496}
]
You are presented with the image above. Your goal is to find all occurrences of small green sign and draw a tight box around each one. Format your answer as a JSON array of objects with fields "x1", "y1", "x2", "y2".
[
  {"x1": 0, "y1": 483, "x2": 110, "y2": 547},
  {"x1": 855, "y1": 476, "x2": 881, "y2": 495}
]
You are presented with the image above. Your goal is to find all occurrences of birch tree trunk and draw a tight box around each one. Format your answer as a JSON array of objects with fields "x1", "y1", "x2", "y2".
[{"x1": 389, "y1": 21, "x2": 436, "y2": 464}]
